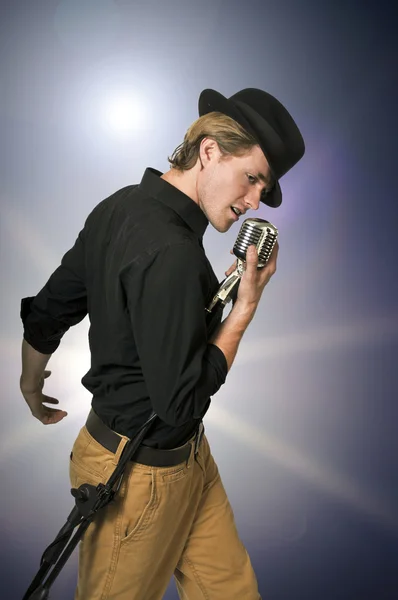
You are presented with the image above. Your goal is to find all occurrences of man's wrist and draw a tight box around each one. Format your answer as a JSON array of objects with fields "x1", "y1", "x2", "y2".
[
  {"x1": 20, "y1": 374, "x2": 41, "y2": 394},
  {"x1": 230, "y1": 298, "x2": 257, "y2": 324},
  {"x1": 20, "y1": 339, "x2": 52, "y2": 396},
  {"x1": 209, "y1": 298, "x2": 257, "y2": 372}
]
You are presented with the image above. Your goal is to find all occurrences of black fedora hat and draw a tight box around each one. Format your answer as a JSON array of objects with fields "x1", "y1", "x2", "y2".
[{"x1": 198, "y1": 88, "x2": 305, "y2": 208}]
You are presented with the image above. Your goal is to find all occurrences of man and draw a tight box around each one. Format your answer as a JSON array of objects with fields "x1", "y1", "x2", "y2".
[{"x1": 20, "y1": 88, "x2": 304, "y2": 599}]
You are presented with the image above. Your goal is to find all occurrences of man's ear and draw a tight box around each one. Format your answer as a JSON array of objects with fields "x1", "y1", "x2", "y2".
[{"x1": 199, "y1": 137, "x2": 220, "y2": 167}]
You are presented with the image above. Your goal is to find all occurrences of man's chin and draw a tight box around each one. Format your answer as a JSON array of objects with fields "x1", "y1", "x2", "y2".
[{"x1": 210, "y1": 219, "x2": 232, "y2": 233}]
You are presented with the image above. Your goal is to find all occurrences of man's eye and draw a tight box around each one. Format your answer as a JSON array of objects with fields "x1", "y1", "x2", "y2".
[{"x1": 247, "y1": 175, "x2": 256, "y2": 184}]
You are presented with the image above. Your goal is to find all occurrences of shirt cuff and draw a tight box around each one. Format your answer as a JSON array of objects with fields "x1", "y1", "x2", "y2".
[
  {"x1": 20, "y1": 296, "x2": 60, "y2": 354},
  {"x1": 206, "y1": 343, "x2": 228, "y2": 386}
]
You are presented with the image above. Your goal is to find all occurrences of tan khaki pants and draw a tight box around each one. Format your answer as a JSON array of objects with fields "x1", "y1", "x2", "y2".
[{"x1": 69, "y1": 424, "x2": 261, "y2": 599}]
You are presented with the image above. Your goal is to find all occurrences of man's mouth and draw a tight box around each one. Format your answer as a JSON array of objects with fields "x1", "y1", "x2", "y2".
[{"x1": 231, "y1": 207, "x2": 242, "y2": 219}]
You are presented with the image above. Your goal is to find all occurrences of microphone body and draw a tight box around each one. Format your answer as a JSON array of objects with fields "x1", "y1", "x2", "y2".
[{"x1": 206, "y1": 218, "x2": 278, "y2": 313}]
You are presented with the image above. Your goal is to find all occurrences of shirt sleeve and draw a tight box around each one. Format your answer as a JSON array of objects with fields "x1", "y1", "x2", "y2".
[
  {"x1": 123, "y1": 241, "x2": 228, "y2": 427},
  {"x1": 20, "y1": 229, "x2": 88, "y2": 354}
]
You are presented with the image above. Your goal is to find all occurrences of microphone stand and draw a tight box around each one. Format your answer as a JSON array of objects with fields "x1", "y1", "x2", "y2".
[
  {"x1": 22, "y1": 411, "x2": 157, "y2": 600},
  {"x1": 205, "y1": 267, "x2": 243, "y2": 314}
]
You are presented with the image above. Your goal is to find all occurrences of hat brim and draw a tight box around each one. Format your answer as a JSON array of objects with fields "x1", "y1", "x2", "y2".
[
  {"x1": 266, "y1": 179, "x2": 282, "y2": 209},
  {"x1": 199, "y1": 89, "x2": 282, "y2": 208}
]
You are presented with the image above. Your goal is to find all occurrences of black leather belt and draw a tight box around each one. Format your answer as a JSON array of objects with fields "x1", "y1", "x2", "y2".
[{"x1": 85, "y1": 409, "x2": 204, "y2": 468}]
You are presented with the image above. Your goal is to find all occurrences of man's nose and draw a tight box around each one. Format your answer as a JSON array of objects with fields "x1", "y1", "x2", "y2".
[{"x1": 244, "y1": 189, "x2": 261, "y2": 211}]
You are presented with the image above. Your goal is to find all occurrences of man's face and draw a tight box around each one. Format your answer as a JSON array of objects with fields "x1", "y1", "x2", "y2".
[{"x1": 197, "y1": 143, "x2": 273, "y2": 233}]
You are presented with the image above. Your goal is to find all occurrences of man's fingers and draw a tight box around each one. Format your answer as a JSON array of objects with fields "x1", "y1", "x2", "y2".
[
  {"x1": 42, "y1": 407, "x2": 68, "y2": 424},
  {"x1": 42, "y1": 411, "x2": 67, "y2": 425},
  {"x1": 27, "y1": 392, "x2": 67, "y2": 424},
  {"x1": 42, "y1": 395, "x2": 59, "y2": 405},
  {"x1": 266, "y1": 241, "x2": 279, "y2": 271},
  {"x1": 225, "y1": 260, "x2": 238, "y2": 276},
  {"x1": 44, "y1": 405, "x2": 67, "y2": 415}
]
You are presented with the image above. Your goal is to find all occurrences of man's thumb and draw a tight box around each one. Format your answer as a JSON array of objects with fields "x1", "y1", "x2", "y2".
[{"x1": 246, "y1": 245, "x2": 257, "y2": 261}]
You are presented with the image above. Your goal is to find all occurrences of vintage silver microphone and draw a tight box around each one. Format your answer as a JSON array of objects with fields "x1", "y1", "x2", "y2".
[{"x1": 206, "y1": 218, "x2": 278, "y2": 313}]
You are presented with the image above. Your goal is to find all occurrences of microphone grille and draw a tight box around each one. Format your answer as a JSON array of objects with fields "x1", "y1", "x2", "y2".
[{"x1": 233, "y1": 218, "x2": 278, "y2": 267}]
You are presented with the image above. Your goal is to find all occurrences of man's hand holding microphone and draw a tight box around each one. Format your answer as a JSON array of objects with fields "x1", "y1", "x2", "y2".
[{"x1": 210, "y1": 239, "x2": 279, "y2": 371}]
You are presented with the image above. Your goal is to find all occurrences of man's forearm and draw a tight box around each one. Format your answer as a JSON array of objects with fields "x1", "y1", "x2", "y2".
[
  {"x1": 20, "y1": 339, "x2": 52, "y2": 391},
  {"x1": 209, "y1": 300, "x2": 256, "y2": 372}
]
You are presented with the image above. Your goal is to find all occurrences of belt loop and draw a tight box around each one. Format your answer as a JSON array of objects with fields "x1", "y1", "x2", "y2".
[
  {"x1": 186, "y1": 443, "x2": 194, "y2": 468},
  {"x1": 186, "y1": 422, "x2": 203, "y2": 469},
  {"x1": 194, "y1": 422, "x2": 204, "y2": 456},
  {"x1": 112, "y1": 434, "x2": 130, "y2": 466}
]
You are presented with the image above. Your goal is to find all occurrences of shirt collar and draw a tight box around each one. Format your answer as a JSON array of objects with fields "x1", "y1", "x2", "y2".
[{"x1": 139, "y1": 168, "x2": 209, "y2": 240}]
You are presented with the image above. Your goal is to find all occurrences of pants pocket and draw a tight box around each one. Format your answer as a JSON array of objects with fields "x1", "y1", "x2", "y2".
[
  {"x1": 69, "y1": 426, "x2": 114, "y2": 490},
  {"x1": 119, "y1": 467, "x2": 157, "y2": 546},
  {"x1": 160, "y1": 460, "x2": 190, "y2": 484}
]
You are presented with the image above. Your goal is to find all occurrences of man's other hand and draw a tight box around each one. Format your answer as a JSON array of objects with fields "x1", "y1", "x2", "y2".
[{"x1": 20, "y1": 370, "x2": 68, "y2": 425}]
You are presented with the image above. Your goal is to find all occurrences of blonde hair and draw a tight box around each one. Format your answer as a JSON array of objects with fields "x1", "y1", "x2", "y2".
[{"x1": 168, "y1": 112, "x2": 258, "y2": 170}]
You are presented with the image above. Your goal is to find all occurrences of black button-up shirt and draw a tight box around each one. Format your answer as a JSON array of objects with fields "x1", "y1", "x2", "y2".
[{"x1": 20, "y1": 168, "x2": 228, "y2": 449}]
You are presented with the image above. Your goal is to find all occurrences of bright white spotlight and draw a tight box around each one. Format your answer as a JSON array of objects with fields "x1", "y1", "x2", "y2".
[{"x1": 102, "y1": 94, "x2": 146, "y2": 136}]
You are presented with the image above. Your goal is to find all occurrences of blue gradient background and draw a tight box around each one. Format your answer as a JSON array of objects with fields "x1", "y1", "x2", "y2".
[{"x1": 1, "y1": 1, "x2": 397, "y2": 598}]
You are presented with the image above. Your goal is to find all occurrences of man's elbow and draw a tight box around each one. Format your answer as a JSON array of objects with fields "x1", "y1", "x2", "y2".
[{"x1": 154, "y1": 390, "x2": 208, "y2": 428}]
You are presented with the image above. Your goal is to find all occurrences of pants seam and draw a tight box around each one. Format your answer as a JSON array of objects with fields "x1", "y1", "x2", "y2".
[
  {"x1": 99, "y1": 477, "x2": 128, "y2": 599},
  {"x1": 181, "y1": 556, "x2": 210, "y2": 600}
]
